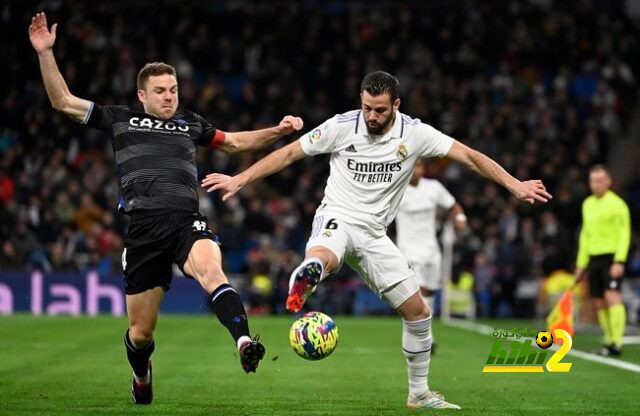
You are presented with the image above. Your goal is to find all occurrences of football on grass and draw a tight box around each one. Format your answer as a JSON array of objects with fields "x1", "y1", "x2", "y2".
[{"x1": 289, "y1": 311, "x2": 339, "y2": 360}]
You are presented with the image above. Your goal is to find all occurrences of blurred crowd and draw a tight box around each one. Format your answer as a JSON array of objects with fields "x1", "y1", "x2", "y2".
[{"x1": 2, "y1": 0, "x2": 640, "y2": 316}]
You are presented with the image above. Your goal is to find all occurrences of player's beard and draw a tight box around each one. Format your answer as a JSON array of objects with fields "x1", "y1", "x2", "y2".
[{"x1": 366, "y1": 112, "x2": 395, "y2": 135}]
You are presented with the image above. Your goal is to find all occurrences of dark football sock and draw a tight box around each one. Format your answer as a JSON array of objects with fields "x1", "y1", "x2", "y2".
[
  {"x1": 124, "y1": 329, "x2": 154, "y2": 378},
  {"x1": 210, "y1": 283, "x2": 250, "y2": 343}
]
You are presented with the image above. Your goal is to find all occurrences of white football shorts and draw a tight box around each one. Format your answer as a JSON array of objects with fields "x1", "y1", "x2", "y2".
[{"x1": 306, "y1": 212, "x2": 418, "y2": 308}]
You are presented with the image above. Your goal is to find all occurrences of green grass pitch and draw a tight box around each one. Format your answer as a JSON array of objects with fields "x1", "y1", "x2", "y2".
[{"x1": 1, "y1": 314, "x2": 639, "y2": 415}]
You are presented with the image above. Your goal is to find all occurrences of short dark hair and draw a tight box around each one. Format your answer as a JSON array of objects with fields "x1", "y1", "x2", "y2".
[
  {"x1": 361, "y1": 71, "x2": 400, "y2": 101},
  {"x1": 137, "y1": 62, "x2": 177, "y2": 90},
  {"x1": 589, "y1": 164, "x2": 610, "y2": 175}
]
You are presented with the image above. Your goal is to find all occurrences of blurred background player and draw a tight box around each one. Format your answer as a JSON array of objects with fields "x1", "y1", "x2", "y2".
[
  {"x1": 575, "y1": 165, "x2": 631, "y2": 356},
  {"x1": 203, "y1": 71, "x2": 552, "y2": 410},
  {"x1": 395, "y1": 158, "x2": 467, "y2": 349},
  {"x1": 28, "y1": 12, "x2": 303, "y2": 404}
]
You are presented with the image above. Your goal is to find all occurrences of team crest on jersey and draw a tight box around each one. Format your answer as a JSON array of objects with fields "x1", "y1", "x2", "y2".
[
  {"x1": 192, "y1": 220, "x2": 207, "y2": 231},
  {"x1": 309, "y1": 127, "x2": 323, "y2": 143},
  {"x1": 396, "y1": 144, "x2": 408, "y2": 159}
]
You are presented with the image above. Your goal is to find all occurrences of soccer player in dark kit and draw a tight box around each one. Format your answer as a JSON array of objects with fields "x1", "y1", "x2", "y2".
[{"x1": 29, "y1": 12, "x2": 303, "y2": 404}]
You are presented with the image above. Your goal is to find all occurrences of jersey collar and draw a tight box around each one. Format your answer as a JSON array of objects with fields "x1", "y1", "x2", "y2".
[{"x1": 355, "y1": 110, "x2": 404, "y2": 142}]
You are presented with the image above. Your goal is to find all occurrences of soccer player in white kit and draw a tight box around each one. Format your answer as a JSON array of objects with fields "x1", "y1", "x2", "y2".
[
  {"x1": 203, "y1": 71, "x2": 552, "y2": 410},
  {"x1": 395, "y1": 158, "x2": 467, "y2": 315}
]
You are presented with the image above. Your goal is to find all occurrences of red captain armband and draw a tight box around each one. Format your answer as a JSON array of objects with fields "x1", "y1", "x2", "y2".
[{"x1": 209, "y1": 130, "x2": 226, "y2": 149}]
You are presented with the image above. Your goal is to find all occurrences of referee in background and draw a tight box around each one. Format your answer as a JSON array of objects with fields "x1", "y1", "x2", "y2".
[{"x1": 575, "y1": 165, "x2": 631, "y2": 356}]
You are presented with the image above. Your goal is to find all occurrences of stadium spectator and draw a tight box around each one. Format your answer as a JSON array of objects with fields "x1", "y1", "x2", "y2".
[{"x1": 2, "y1": 1, "x2": 639, "y2": 318}]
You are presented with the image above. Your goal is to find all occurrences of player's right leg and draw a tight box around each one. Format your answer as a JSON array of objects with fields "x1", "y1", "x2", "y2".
[
  {"x1": 125, "y1": 287, "x2": 164, "y2": 405},
  {"x1": 121, "y1": 215, "x2": 173, "y2": 405},
  {"x1": 286, "y1": 213, "x2": 348, "y2": 313},
  {"x1": 286, "y1": 246, "x2": 339, "y2": 312}
]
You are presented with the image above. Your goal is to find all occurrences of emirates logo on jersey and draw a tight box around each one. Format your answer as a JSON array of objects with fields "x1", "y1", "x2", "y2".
[{"x1": 396, "y1": 144, "x2": 408, "y2": 159}]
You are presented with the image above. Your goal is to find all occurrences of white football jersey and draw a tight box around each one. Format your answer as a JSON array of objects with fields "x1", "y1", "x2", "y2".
[
  {"x1": 395, "y1": 178, "x2": 456, "y2": 263},
  {"x1": 299, "y1": 110, "x2": 454, "y2": 237}
]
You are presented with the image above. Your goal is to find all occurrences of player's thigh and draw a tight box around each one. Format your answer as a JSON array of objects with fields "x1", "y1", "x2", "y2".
[
  {"x1": 348, "y1": 234, "x2": 417, "y2": 307},
  {"x1": 126, "y1": 286, "x2": 165, "y2": 336},
  {"x1": 183, "y1": 239, "x2": 228, "y2": 292},
  {"x1": 122, "y1": 215, "x2": 174, "y2": 294},
  {"x1": 305, "y1": 213, "x2": 350, "y2": 273}
]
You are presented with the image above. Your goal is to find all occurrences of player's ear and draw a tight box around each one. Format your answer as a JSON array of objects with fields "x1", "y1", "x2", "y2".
[
  {"x1": 393, "y1": 98, "x2": 400, "y2": 111},
  {"x1": 137, "y1": 89, "x2": 146, "y2": 104}
]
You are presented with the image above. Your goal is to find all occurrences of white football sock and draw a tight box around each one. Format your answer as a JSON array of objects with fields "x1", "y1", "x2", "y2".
[
  {"x1": 402, "y1": 317, "x2": 432, "y2": 398},
  {"x1": 305, "y1": 257, "x2": 325, "y2": 280},
  {"x1": 237, "y1": 335, "x2": 252, "y2": 350},
  {"x1": 289, "y1": 257, "x2": 325, "y2": 292}
]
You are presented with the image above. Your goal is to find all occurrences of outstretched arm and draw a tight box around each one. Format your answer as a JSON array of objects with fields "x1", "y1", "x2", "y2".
[
  {"x1": 446, "y1": 140, "x2": 552, "y2": 204},
  {"x1": 218, "y1": 116, "x2": 304, "y2": 154},
  {"x1": 202, "y1": 140, "x2": 306, "y2": 201},
  {"x1": 29, "y1": 12, "x2": 91, "y2": 122}
]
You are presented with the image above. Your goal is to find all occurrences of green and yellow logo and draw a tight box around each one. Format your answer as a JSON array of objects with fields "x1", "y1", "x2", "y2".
[{"x1": 483, "y1": 328, "x2": 572, "y2": 373}]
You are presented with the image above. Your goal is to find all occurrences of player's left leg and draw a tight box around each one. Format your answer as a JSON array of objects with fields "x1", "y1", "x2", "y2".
[
  {"x1": 420, "y1": 287, "x2": 436, "y2": 315},
  {"x1": 183, "y1": 239, "x2": 265, "y2": 372},
  {"x1": 419, "y1": 286, "x2": 437, "y2": 355},
  {"x1": 412, "y1": 260, "x2": 441, "y2": 353},
  {"x1": 604, "y1": 287, "x2": 625, "y2": 355},
  {"x1": 392, "y1": 285, "x2": 460, "y2": 410},
  {"x1": 356, "y1": 235, "x2": 460, "y2": 410}
]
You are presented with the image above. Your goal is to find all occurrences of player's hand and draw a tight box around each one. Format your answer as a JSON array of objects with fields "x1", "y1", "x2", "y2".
[
  {"x1": 511, "y1": 180, "x2": 552, "y2": 204},
  {"x1": 275, "y1": 115, "x2": 304, "y2": 136},
  {"x1": 453, "y1": 213, "x2": 467, "y2": 231},
  {"x1": 201, "y1": 173, "x2": 243, "y2": 201},
  {"x1": 610, "y1": 263, "x2": 624, "y2": 279},
  {"x1": 29, "y1": 12, "x2": 57, "y2": 54}
]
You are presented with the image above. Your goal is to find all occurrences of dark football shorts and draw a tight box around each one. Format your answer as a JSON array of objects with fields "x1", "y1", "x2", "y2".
[
  {"x1": 122, "y1": 211, "x2": 219, "y2": 295},
  {"x1": 587, "y1": 254, "x2": 622, "y2": 297}
]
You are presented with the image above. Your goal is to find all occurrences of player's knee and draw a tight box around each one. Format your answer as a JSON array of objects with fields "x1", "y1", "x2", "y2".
[
  {"x1": 398, "y1": 294, "x2": 430, "y2": 320},
  {"x1": 418, "y1": 301, "x2": 431, "y2": 320},
  {"x1": 405, "y1": 307, "x2": 430, "y2": 321},
  {"x1": 129, "y1": 325, "x2": 154, "y2": 345}
]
